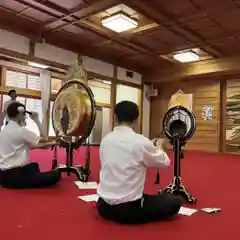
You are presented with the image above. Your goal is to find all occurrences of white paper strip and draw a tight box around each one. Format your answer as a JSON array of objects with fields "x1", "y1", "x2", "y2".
[
  {"x1": 78, "y1": 194, "x2": 99, "y2": 202},
  {"x1": 75, "y1": 181, "x2": 98, "y2": 190},
  {"x1": 178, "y1": 207, "x2": 198, "y2": 216}
]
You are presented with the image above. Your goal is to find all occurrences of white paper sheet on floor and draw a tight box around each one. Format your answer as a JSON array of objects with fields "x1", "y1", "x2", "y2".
[
  {"x1": 75, "y1": 181, "x2": 98, "y2": 189},
  {"x1": 178, "y1": 207, "x2": 198, "y2": 216},
  {"x1": 78, "y1": 194, "x2": 99, "y2": 202}
]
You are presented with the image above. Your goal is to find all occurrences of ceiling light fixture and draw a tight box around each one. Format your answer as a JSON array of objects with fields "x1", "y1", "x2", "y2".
[
  {"x1": 173, "y1": 51, "x2": 200, "y2": 63},
  {"x1": 28, "y1": 62, "x2": 49, "y2": 69},
  {"x1": 101, "y1": 12, "x2": 138, "y2": 33}
]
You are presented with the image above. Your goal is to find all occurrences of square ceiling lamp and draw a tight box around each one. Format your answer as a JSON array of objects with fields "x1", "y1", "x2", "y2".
[
  {"x1": 101, "y1": 12, "x2": 138, "y2": 33},
  {"x1": 173, "y1": 51, "x2": 200, "y2": 63}
]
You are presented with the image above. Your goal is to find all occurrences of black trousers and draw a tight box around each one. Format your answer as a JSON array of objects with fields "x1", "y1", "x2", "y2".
[
  {"x1": 0, "y1": 163, "x2": 61, "y2": 189},
  {"x1": 96, "y1": 193, "x2": 181, "y2": 225}
]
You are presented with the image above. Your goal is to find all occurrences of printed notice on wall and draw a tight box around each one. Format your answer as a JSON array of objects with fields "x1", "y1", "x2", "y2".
[{"x1": 202, "y1": 106, "x2": 213, "y2": 120}]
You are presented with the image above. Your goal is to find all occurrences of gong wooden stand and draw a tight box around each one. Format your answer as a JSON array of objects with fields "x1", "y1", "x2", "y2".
[
  {"x1": 159, "y1": 138, "x2": 196, "y2": 204},
  {"x1": 159, "y1": 106, "x2": 197, "y2": 204},
  {"x1": 51, "y1": 79, "x2": 97, "y2": 182},
  {"x1": 52, "y1": 139, "x2": 92, "y2": 182}
]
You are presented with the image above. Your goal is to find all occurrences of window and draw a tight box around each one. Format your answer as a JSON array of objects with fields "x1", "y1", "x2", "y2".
[
  {"x1": 116, "y1": 84, "x2": 141, "y2": 133},
  {"x1": 48, "y1": 101, "x2": 56, "y2": 136},
  {"x1": 2, "y1": 68, "x2": 62, "y2": 137},
  {"x1": 1, "y1": 95, "x2": 26, "y2": 130},
  {"x1": 5, "y1": 69, "x2": 41, "y2": 92},
  {"x1": 88, "y1": 80, "x2": 111, "y2": 104},
  {"x1": 51, "y1": 78, "x2": 62, "y2": 94},
  {"x1": 25, "y1": 98, "x2": 42, "y2": 135},
  {"x1": 5, "y1": 70, "x2": 27, "y2": 88},
  {"x1": 116, "y1": 84, "x2": 139, "y2": 105},
  {"x1": 87, "y1": 106, "x2": 111, "y2": 144},
  {"x1": 2, "y1": 94, "x2": 26, "y2": 108},
  {"x1": 102, "y1": 107, "x2": 111, "y2": 138},
  {"x1": 88, "y1": 106, "x2": 103, "y2": 144},
  {"x1": 27, "y1": 74, "x2": 41, "y2": 91}
]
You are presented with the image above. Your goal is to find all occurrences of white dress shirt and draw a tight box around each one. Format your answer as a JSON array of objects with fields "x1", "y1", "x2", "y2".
[
  {"x1": 0, "y1": 121, "x2": 40, "y2": 170},
  {"x1": 97, "y1": 126, "x2": 170, "y2": 205}
]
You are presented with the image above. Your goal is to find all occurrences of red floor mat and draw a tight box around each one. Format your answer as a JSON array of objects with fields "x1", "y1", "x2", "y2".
[{"x1": 0, "y1": 149, "x2": 239, "y2": 240}]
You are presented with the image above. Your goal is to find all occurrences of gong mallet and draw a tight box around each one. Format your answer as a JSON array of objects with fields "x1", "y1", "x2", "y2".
[{"x1": 159, "y1": 106, "x2": 197, "y2": 204}]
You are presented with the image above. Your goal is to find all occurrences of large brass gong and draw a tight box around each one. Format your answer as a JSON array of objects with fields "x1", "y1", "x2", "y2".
[{"x1": 52, "y1": 61, "x2": 96, "y2": 148}]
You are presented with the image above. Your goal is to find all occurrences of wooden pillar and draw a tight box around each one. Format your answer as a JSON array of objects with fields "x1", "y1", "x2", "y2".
[
  {"x1": 139, "y1": 84, "x2": 144, "y2": 133},
  {"x1": 219, "y1": 79, "x2": 227, "y2": 152},
  {"x1": 110, "y1": 66, "x2": 117, "y2": 130},
  {"x1": 29, "y1": 39, "x2": 35, "y2": 57}
]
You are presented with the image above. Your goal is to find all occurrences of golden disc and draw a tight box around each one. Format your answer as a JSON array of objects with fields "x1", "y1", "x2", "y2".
[{"x1": 53, "y1": 84, "x2": 92, "y2": 136}]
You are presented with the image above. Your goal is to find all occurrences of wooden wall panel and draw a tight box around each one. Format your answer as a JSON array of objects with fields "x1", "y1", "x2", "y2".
[{"x1": 150, "y1": 80, "x2": 220, "y2": 152}]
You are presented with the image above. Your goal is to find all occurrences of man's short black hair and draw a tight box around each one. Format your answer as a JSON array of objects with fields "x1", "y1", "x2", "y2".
[
  {"x1": 7, "y1": 102, "x2": 25, "y2": 119},
  {"x1": 8, "y1": 89, "x2": 16, "y2": 96},
  {"x1": 114, "y1": 100, "x2": 139, "y2": 123}
]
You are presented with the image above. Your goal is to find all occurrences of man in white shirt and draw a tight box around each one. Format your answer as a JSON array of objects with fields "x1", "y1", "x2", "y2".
[
  {"x1": 97, "y1": 101, "x2": 181, "y2": 224},
  {"x1": 2, "y1": 89, "x2": 19, "y2": 125},
  {"x1": 0, "y1": 101, "x2": 61, "y2": 189}
]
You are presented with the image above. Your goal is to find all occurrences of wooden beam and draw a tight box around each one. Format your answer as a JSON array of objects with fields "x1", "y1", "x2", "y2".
[
  {"x1": 39, "y1": 0, "x2": 171, "y2": 65},
  {"x1": 0, "y1": 47, "x2": 68, "y2": 70},
  {"x1": 110, "y1": 66, "x2": 117, "y2": 130},
  {"x1": 0, "y1": 86, "x2": 40, "y2": 99},
  {"x1": 123, "y1": 0, "x2": 223, "y2": 57},
  {"x1": 78, "y1": 19, "x2": 161, "y2": 58},
  {"x1": 46, "y1": 0, "x2": 119, "y2": 29},
  {"x1": 29, "y1": 39, "x2": 35, "y2": 56},
  {"x1": 0, "y1": 7, "x2": 41, "y2": 38},
  {"x1": 146, "y1": 56, "x2": 240, "y2": 83},
  {"x1": 0, "y1": 66, "x2": 6, "y2": 86},
  {"x1": 139, "y1": 87, "x2": 143, "y2": 134},
  {"x1": 0, "y1": 47, "x2": 143, "y2": 90},
  {"x1": 13, "y1": 0, "x2": 61, "y2": 19},
  {"x1": 0, "y1": 7, "x2": 146, "y2": 73},
  {"x1": 219, "y1": 79, "x2": 226, "y2": 152}
]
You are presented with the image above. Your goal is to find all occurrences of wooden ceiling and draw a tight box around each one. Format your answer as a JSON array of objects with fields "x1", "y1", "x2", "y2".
[{"x1": 0, "y1": 0, "x2": 240, "y2": 74}]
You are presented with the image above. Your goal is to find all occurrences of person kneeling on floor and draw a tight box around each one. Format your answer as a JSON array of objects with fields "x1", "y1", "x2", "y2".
[
  {"x1": 96, "y1": 100, "x2": 181, "y2": 225},
  {"x1": 0, "y1": 102, "x2": 61, "y2": 189}
]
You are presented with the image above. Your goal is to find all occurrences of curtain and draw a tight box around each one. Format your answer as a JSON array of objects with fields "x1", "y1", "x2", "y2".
[{"x1": 40, "y1": 70, "x2": 51, "y2": 137}]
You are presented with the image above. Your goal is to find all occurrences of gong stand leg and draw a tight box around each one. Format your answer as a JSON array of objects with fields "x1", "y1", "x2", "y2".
[
  {"x1": 160, "y1": 139, "x2": 197, "y2": 204},
  {"x1": 51, "y1": 145, "x2": 58, "y2": 170},
  {"x1": 75, "y1": 141, "x2": 91, "y2": 182},
  {"x1": 66, "y1": 142, "x2": 72, "y2": 176},
  {"x1": 82, "y1": 140, "x2": 91, "y2": 178},
  {"x1": 57, "y1": 141, "x2": 89, "y2": 182}
]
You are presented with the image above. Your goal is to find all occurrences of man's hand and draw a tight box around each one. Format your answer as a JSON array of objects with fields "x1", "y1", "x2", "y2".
[
  {"x1": 159, "y1": 138, "x2": 168, "y2": 152},
  {"x1": 30, "y1": 140, "x2": 57, "y2": 149},
  {"x1": 29, "y1": 111, "x2": 39, "y2": 122},
  {"x1": 46, "y1": 140, "x2": 57, "y2": 147},
  {"x1": 153, "y1": 138, "x2": 168, "y2": 152}
]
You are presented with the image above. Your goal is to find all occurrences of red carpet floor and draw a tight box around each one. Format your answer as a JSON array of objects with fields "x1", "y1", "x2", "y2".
[{"x1": 0, "y1": 149, "x2": 239, "y2": 240}]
